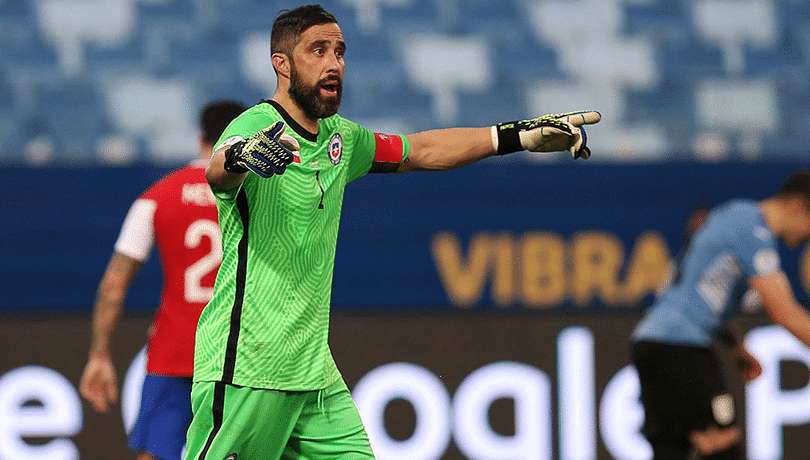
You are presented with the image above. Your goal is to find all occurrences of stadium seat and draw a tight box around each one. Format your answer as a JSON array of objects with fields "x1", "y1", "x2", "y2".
[
  {"x1": 624, "y1": 1, "x2": 692, "y2": 42},
  {"x1": 35, "y1": 0, "x2": 138, "y2": 78},
  {"x1": 458, "y1": 2, "x2": 561, "y2": 87},
  {"x1": 745, "y1": 30, "x2": 806, "y2": 79},
  {"x1": 0, "y1": 79, "x2": 21, "y2": 160},
  {"x1": 625, "y1": 79, "x2": 696, "y2": 141},
  {"x1": 0, "y1": 0, "x2": 809, "y2": 163},
  {"x1": 658, "y1": 40, "x2": 726, "y2": 80},
  {"x1": 401, "y1": 32, "x2": 493, "y2": 126},
  {"x1": 103, "y1": 75, "x2": 199, "y2": 163},
  {"x1": 237, "y1": 31, "x2": 277, "y2": 95},
  {"x1": 27, "y1": 80, "x2": 109, "y2": 163},
  {"x1": 528, "y1": 1, "x2": 659, "y2": 88},
  {"x1": 337, "y1": 0, "x2": 427, "y2": 36},
  {"x1": 691, "y1": 0, "x2": 778, "y2": 75},
  {"x1": 694, "y1": 79, "x2": 780, "y2": 158},
  {"x1": 0, "y1": 0, "x2": 36, "y2": 50},
  {"x1": 527, "y1": 80, "x2": 669, "y2": 161}
]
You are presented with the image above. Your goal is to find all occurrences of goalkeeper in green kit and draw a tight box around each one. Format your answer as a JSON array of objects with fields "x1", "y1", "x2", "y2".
[{"x1": 186, "y1": 4, "x2": 601, "y2": 460}]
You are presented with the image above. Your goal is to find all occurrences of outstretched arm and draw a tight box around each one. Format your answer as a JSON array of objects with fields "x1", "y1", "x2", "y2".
[
  {"x1": 79, "y1": 251, "x2": 142, "y2": 413},
  {"x1": 398, "y1": 111, "x2": 601, "y2": 173},
  {"x1": 750, "y1": 271, "x2": 810, "y2": 348},
  {"x1": 400, "y1": 127, "x2": 495, "y2": 172}
]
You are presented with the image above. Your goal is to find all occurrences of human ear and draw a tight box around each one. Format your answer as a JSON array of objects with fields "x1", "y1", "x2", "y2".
[{"x1": 272, "y1": 53, "x2": 290, "y2": 78}]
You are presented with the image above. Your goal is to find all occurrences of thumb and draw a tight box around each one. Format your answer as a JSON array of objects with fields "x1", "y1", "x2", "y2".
[
  {"x1": 568, "y1": 126, "x2": 591, "y2": 159},
  {"x1": 266, "y1": 121, "x2": 287, "y2": 138},
  {"x1": 278, "y1": 133, "x2": 300, "y2": 152}
]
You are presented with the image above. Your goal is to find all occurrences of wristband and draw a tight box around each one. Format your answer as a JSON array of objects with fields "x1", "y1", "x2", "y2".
[
  {"x1": 223, "y1": 141, "x2": 248, "y2": 174},
  {"x1": 493, "y1": 121, "x2": 523, "y2": 155}
]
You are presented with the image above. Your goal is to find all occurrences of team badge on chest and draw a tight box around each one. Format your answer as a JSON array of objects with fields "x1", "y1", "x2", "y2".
[{"x1": 328, "y1": 133, "x2": 343, "y2": 165}]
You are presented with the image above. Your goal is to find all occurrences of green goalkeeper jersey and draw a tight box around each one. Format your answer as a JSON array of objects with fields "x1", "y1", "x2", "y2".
[{"x1": 194, "y1": 100, "x2": 409, "y2": 390}]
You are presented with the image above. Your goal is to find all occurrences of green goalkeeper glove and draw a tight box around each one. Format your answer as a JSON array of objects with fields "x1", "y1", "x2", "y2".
[
  {"x1": 492, "y1": 110, "x2": 601, "y2": 159},
  {"x1": 223, "y1": 121, "x2": 300, "y2": 177}
]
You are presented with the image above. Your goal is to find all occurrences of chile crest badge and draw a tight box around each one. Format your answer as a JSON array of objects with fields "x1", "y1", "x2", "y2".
[{"x1": 328, "y1": 133, "x2": 343, "y2": 165}]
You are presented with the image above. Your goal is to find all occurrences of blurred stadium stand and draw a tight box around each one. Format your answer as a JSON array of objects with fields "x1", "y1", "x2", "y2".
[{"x1": 0, "y1": 0, "x2": 807, "y2": 165}]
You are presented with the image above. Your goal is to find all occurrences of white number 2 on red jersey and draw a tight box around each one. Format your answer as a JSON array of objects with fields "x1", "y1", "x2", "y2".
[{"x1": 184, "y1": 219, "x2": 223, "y2": 303}]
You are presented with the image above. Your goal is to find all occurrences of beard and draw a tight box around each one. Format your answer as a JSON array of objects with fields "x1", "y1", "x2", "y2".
[{"x1": 288, "y1": 61, "x2": 342, "y2": 120}]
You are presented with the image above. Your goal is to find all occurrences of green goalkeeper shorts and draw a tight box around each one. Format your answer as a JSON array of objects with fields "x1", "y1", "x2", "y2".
[{"x1": 184, "y1": 378, "x2": 375, "y2": 460}]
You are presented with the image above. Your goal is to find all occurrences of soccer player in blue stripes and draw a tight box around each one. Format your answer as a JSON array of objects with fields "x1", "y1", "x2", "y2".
[{"x1": 632, "y1": 171, "x2": 810, "y2": 460}]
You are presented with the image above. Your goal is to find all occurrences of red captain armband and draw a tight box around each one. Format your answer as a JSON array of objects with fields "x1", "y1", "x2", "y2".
[{"x1": 373, "y1": 133, "x2": 405, "y2": 164}]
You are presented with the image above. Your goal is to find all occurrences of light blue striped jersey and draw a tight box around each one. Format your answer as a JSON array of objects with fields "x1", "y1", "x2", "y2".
[{"x1": 632, "y1": 199, "x2": 781, "y2": 346}]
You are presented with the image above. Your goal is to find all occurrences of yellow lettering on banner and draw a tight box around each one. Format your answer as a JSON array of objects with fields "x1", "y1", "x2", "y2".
[
  {"x1": 620, "y1": 231, "x2": 672, "y2": 304},
  {"x1": 431, "y1": 230, "x2": 674, "y2": 308},
  {"x1": 489, "y1": 233, "x2": 515, "y2": 307},
  {"x1": 520, "y1": 232, "x2": 566, "y2": 308},
  {"x1": 431, "y1": 232, "x2": 490, "y2": 307},
  {"x1": 570, "y1": 231, "x2": 624, "y2": 306}
]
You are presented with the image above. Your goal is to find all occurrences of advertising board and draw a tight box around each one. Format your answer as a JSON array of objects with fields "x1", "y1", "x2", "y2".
[{"x1": 2, "y1": 314, "x2": 809, "y2": 460}]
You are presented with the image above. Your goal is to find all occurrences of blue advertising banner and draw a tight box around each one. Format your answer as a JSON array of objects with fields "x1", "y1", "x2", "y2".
[
  {"x1": 1, "y1": 162, "x2": 807, "y2": 313},
  {"x1": 333, "y1": 161, "x2": 808, "y2": 311}
]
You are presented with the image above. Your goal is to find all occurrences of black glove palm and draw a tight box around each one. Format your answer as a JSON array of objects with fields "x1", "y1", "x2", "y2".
[{"x1": 223, "y1": 121, "x2": 299, "y2": 178}]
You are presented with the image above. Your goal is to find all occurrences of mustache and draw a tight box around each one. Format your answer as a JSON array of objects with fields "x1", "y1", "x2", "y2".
[{"x1": 320, "y1": 74, "x2": 342, "y2": 86}]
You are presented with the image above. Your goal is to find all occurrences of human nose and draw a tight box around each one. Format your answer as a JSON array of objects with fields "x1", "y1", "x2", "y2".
[{"x1": 326, "y1": 51, "x2": 342, "y2": 71}]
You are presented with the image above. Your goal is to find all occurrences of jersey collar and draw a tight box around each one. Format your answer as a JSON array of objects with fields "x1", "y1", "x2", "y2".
[{"x1": 262, "y1": 99, "x2": 318, "y2": 143}]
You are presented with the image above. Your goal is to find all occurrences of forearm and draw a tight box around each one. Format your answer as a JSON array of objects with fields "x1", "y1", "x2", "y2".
[
  {"x1": 401, "y1": 127, "x2": 495, "y2": 172},
  {"x1": 206, "y1": 147, "x2": 247, "y2": 190},
  {"x1": 766, "y1": 301, "x2": 810, "y2": 348},
  {"x1": 90, "y1": 299, "x2": 121, "y2": 357},
  {"x1": 751, "y1": 273, "x2": 810, "y2": 348},
  {"x1": 89, "y1": 253, "x2": 141, "y2": 357}
]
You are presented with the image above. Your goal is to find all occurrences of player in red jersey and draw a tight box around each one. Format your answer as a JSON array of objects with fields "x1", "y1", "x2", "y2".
[{"x1": 79, "y1": 100, "x2": 246, "y2": 460}]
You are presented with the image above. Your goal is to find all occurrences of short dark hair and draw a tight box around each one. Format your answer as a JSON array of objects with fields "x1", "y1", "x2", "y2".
[
  {"x1": 777, "y1": 171, "x2": 810, "y2": 205},
  {"x1": 200, "y1": 100, "x2": 246, "y2": 145},
  {"x1": 271, "y1": 4, "x2": 338, "y2": 57}
]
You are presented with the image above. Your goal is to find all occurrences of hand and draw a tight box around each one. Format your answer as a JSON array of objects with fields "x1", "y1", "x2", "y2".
[
  {"x1": 552, "y1": 110, "x2": 602, "y2": 159},
  {"x1": 223, "y1": 121, "x2": 301, "y2": 178},
  {"x1": 494, "y1": 110, "x2": 601, "y2": 159},
  {"x1": 79, "y1": 354, "x2": 118, "y2": 413},
  {"x1": 732, "y1": 346, "x2": 763, "y2": 383}
]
